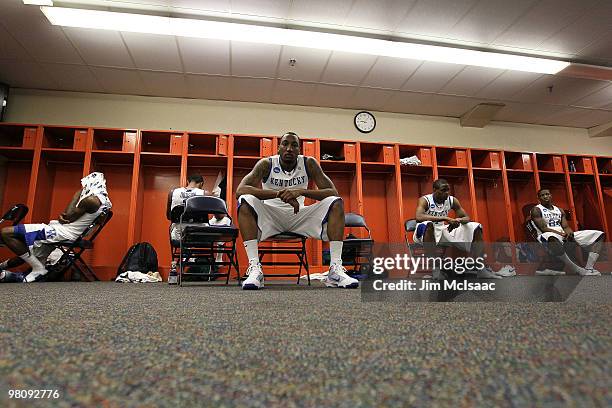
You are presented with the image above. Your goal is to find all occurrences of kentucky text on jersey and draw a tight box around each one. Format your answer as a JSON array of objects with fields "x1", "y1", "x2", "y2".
[{"x1": 267, "y1": 176, "x2": 307, "y2": 188}]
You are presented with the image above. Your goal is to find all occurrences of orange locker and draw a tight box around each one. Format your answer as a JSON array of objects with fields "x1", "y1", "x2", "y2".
[
  {"x1": 23, "y1": 127, "x2": 36, "y2": 149},
  {"x1": 344, "y1": 144, "x2": 356, "y2": 162},
  {"x1": 260, "y1": 138, "x2": 273, "y2": 156},
  {"x1": 73, "y1": 129, "x2": 87, "y2": 151},
  {"x1": 170, "y1": 134, "x2": 183, "y2": 154},
  {"x1": 419, "y1": 148, "x2": 432, "y2": 166},
  {"x1": 303, "y1": 141, "x2": 315, "y2": 157},
  {"x1": 217, "y1": 135, "x2": 228, "y2": 156},
  {"x1": 383, "y1": 146, "x2": 394, "y2": 164},
  {"x1": 122, "y1": 131, "x2": 136, "y2": 152}
]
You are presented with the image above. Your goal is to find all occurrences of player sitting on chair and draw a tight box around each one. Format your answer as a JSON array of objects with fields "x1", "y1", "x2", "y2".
[
  {"x1": 236, "y1": 131, "x2": 358, "y2": 290},
  {"x1": 530, "y1": 188, "x2": 604, "y2": 276},
  {"x1": 414, "y1": 178, "x2": 503, "y2": 280},
  {"x1": 169, "y1": 174, "x2": 210, "y2": 241},
  {"x1": 0, "y1": 172, "x2": 112, "y2": 283}
]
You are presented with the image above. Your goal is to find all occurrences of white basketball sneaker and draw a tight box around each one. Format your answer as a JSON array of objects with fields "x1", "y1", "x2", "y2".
[
  {"x1": 582, "y1": 268, "x2": 601, "y2": 276},
  {"x1": 242, "y1": 262, "x2": 264, "y2": 290},
  {"x1": 324, "y1": 264, "x2": 359, "y2": 288}
]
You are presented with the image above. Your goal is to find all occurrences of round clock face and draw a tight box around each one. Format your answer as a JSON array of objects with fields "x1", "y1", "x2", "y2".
[{"x1": 354, "y1": 111, "x2": 376, "y2": 133}]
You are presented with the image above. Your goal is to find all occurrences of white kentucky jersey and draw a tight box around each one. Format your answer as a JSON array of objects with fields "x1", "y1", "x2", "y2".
[
  {"x1": 262, "y1": 155, "x2": 309, "y2": 209},
  {"x1": 535, "y1": 204, "x2": 563, "y2": 231},
  {"x1": 422, "y1": 194, "x2": 454, "y2": 223},
  {"x1": 170, "y1": 187, "x2": 206, "y2": 210},
  {"x1": 53, "y1": 194, "x2": 112, "y2": 241}
]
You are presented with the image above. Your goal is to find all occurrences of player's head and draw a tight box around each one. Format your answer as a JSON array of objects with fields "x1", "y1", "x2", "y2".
[
  {"x1": 537, "y1": 188, "x2": 552, "y2": 205},
  {"x1": 278, "y1": 132, "x2": 300, "y2": 164},
  {"x1": 432, "y1": 178, "x2": 450, "y2": 202},
  {"x1": 187, "y1": 174, "x2": 204, "y2": 189}
]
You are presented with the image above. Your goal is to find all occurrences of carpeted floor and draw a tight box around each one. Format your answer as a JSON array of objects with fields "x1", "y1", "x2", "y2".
[{"x1": 1, "y1": 279, "x2": 611, "y2": 407}]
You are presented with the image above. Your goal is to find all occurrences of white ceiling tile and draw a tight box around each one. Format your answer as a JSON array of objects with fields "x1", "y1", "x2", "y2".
[
  {"x1": 121, "y1": 32, "x2": 182, "y2": 72},
  {"x1": 396, "y1": 0, "x2": 478, "y2": 38},
  {"x1": 231, "y1": 42, "x2": 281, "y2": 77},
  {"x1": 572, "y1": 84, "x2": 612, "y2": 109},
  {"x1": 361, "y1": 57, "x2": 421, "y2": 90},
  {"x1": 320, "y1": 52, "x2": 377, "y2": 86},
  {"x1": 447, "y1": 0, "x2": 539, "y2": 44},
  {"x1": 63, "y1": 27, "x2": 134, "y2": 68},
  {"x1": 139, "y1": 71, "x2": 188, "y2": 98},
  {"x1": 178, "y1": 37, "x2": 230, "y2": 75},
  {"x1": 228, "y1": 77, "x2": 275, "y2": 102},
  {"x1": 277, "y1": 46, "x2": 331, "y2": 82},
  {"x1": 536, "y1": 6, "x2": 612, "y2": 55},
  {"x1": 401, "y1": 61, "x2": 464, "y2": 93},
  {"x1": 351, "y1": 88, "x2": 395, "y2": 111},
  {"x1": 344, "y1": 0, "x2": 417, "y2": 32},
  {"x1": 538, "y1": 107, "x2": 612, "y2": 128},
  {"x1": 166, "y1": 0, "x2": 230, "y2": 12},
  {"x1": 383, "y1": 91, "x2": 434, "y2": 114},
  {"x1": 512, "y1": 75, "x2": 610, "y2": 105},
  {"x1": 0, "y1": 61, "x2": 57, "y2": 89},
  {"x1": 271, "y1": 80, "x2": 317, "y2": 105},
  {"x1": 90, "y1": 67, "x2": 146, "y2": 95},
  {"x1": 0, "y1": 23, "x2": 32, "y2": 62},
  {"x1": 185, "y1": 74, "x2": 233, "y2": 100},
  {"x1": 494, "y1": 102, "x2": 566, "y2": 124},
  {"x1": 311, "y1": 84, "x2": 356, "y2": 108},
  {"x1": 289, "y1": 0, "x2": 354, "y2": 26},
  {"x1": 476, "y1": 71, "x2": 542, "y2": 100},
  {"x1": 422, "y1": 95, "x2": 486, "y2": 117},
  {"x1": 0, "y1": 7, "x2": 83, "y2": 64},
  {"x1": 41, "y1": 63, "x2": 104, "y2": 93},
  {"x1": 577, "y1": 33, "x2": 612, "y2": 65},
  {"x1": 493, "y1": 0, "x2": 599, "y2": 49},
  {"x1": 230, "y1": 0, "x2": 291, "y2": 19},
  {"x1": 440, "y1": 66, "x2": 504, "y2": 96}
]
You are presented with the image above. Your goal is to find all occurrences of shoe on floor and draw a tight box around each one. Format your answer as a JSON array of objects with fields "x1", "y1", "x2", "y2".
[
  {"x1": 242, "y1": 262, "x2": 264, "y2": 290},
  {"x1": 0, "y1": 270, "x2": 26, "y2": 283},
  {"x1": 324, "y1": 264, "x2": 359, "y2": 288},
  {"x1": 477, "y1": 266, "x2": 502, "y2": 279},
  {"x1": 581, "y1": 268, "x2": 601, "y2": 276},
  {"x1": 535, "y1": 269, "x2": 565, "y2": 276},
  {"x1": 495, "y1": 265, "x2": 516, "y2": 277},
  {"x1": 24, "y1": 269, "x2": 48, "y2": 283}
]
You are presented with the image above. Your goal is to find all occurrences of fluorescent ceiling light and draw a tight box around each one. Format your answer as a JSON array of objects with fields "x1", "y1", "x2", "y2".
[
  {"x1": 23, "y1": 0, "x2": 53, "y2": 5},
  {"x1": 41, "y1": 6, "x2": 569, "y2": 75}
]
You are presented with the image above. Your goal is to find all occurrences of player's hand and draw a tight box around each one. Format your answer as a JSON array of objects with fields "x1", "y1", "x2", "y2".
[
  {"x1": 277, "y1": 189, "x2": 303, "y2": 203},
  {"x1": 448, "y1": 218, "x2": 460, "y2": 228},
  {"x1": 58, "y1": 214, "x2": 70, "y2": 224},
  {"x1": 288, "y1": 198, "x2": 300, "y2": 214},
  {"x1": 565, "y1": 231, "x2": 574, "y2": 241}
]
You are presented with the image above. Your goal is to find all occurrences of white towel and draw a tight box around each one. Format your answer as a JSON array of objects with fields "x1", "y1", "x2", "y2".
[
  {"x1": 115, "y1": 271, "x2": 162, "y2": 283},
  {"x1": 78, "y1": 172, "x2": 110, "y2": 206},
  {"x1": 400, "y1": 155, "x2": 422, "y2": 166}
]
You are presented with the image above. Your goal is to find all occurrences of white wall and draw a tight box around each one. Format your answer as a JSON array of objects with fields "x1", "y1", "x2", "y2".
[{"x1": 6, "y1": 88, "x2": 611, "y2": 155}]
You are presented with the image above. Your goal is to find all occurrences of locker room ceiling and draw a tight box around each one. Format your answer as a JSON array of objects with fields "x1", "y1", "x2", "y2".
[{"x1": 0, "y1": 0, "x2": 611, "y2": 130}]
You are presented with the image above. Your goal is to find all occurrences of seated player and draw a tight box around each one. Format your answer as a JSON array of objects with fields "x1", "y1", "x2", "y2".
[
  {"x1": 236, "y1": 131, "x2": 358, "y2": 290},
  {"x1": 169, "y1": 174, "x2": 209, "y2": 241},
  {"x1": 414, "y1": 178, "x2": 508, "y2": 279},
  {"x1": 530, "y1": 188, "x2": 604, "y2": 276},
  {"x1": 0, "y1": 172, "x2": 112, "y2": 282}
]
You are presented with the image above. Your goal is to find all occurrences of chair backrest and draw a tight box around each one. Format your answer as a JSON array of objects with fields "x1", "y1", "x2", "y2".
[
  {"x1": 166, "y1": 189, "x2": 174, "y2": 221},
  {"x1": 182, "y1": 196, "x2": 231, "y2": 224},
  {"x1": 404, "y1": 219, "x2": 417, "y2": 232},
  {"x1": 522, "y1": 203, "x2": 539, "y2": 242},
  {"x1": 1, "y1": 204, "x2": 28, "y2": 225},
  {"x1": 344, "y1": 213, "x2": 371, "y2": 237},
  {"x1": 76, "y1": 209, "x2": 113, "y2": 242}
]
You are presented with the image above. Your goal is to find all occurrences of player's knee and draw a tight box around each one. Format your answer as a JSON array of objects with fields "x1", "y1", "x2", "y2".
[
  {"x1": 329, "y1": 198, "x2": 344, "y2": 214},
  {"x1": 425, "y1": 222, "x2": 434, "y2": 232}
]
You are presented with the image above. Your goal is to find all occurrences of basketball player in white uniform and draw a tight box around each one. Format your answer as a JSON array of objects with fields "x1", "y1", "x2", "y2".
[
  {"x1": 530, "y1": 188, "x2": 604, "y2": 276},
  {"x1": 414, "y1": 179, "x2": 504, "y2": 279},
  {"x1": 236, "y1": 132, "x2": 358, "y2": 290},
  {"x1": 0, "y1": 172, "x2": 112, "y2": 282},
  {"x1": 169, "y1": 174, "x2": 209, "y2": 241}
]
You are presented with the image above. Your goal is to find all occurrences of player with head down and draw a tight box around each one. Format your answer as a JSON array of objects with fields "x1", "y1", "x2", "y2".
[{"x1": 236, "y1": 132, "x2": 358, "y2": 290}]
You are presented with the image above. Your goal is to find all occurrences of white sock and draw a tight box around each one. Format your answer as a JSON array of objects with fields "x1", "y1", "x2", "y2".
[
  {"x1": 585, "y1": 252, "x2": 599, "y2": 270},
  {"x1": 20, "y1": 253, "x2": 46, "y2": 272},
  {"x1": 559, "y1": 253, "x2": 581, "y2": 273},
  {"x1": 244, "y1": 239, "x2": 259, "y2": 264},
  {"x1": 330, "y1": 241, "x2": 343, "y2": 266}
]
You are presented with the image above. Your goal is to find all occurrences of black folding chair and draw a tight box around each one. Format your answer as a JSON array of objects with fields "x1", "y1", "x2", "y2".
[
  {"x1": 176, "y1": 196, "x2": 240, "y2": 286},
  {"x1": 258, "y1": 232, "x2": 310, "y2": 285},
  {"x1": 46, "y1": 209, "x2": 113, "y2": 281},
  {"x1": 343, "y1": 213, "x2": 374, "y2": 277},
  {"x1": 0, "y1": 203, "x2": 29, "y2": 225}
]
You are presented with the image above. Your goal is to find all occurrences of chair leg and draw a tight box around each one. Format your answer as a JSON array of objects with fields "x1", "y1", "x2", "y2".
[{"x1": 302, "y1": 238, "x2": 310, "y2": 286}]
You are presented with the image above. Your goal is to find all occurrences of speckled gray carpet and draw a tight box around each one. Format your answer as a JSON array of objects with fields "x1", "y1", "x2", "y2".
[{"x1": 1, "y1": 279, "x2": 611, "y2": 407}]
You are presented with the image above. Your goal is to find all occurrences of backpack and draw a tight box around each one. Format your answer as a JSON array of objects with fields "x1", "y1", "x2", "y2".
[{"x1": 117, "y1": 242, "x2": 158, "y2": 276}]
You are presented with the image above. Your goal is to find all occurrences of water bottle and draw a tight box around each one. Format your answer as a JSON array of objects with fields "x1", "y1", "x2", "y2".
[
  {"x1": 168, "y1": 261, "x2": 178, "y2": 285},
  {"x1": 569, "y1": 160, "x2": 576, "y2": 172}
]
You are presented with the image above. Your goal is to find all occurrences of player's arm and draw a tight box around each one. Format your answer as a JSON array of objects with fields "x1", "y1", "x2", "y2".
[
  {"x1": 60, "y1": 192, "x2": 102, "y2": 223},
  {"x1": 277, "y1": 157, "x2": 339, "y2": 202},
  {"x1": 415, "y1": 197, "x2": 452, "y2": 223},
  {"x1": 560, "y1": 210, "x2": 574, "y2": 239},
  {"x1": 530, "y1": 207, "x2": 565, "y2": 237},
  {"x1": 451, "y1": 198, "x2": 470, "y2": 224},
  {"x1": 235, "y1": 159, "x2": 279, "y2": 200}
]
